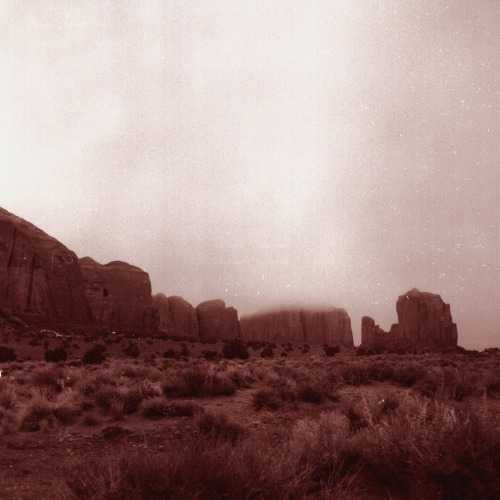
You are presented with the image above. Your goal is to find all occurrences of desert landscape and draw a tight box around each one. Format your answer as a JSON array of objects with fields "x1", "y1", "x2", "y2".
[
  {"x1": 1, "y1": 2, "x2": 498, "y2": 499},
  {"x1": 0, "y1": 208, "x2": 499, "y2": 499}
]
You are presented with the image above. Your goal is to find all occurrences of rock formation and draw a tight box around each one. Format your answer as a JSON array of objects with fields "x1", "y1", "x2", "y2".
[
  {"x1": 196, "y1": 299, "x2": 239, "y2": 342},
  {"x1": 152, "y1": 293, "x2": 198, "y2": 338},
  {"x1": 361, "y1": 317, "x2": 399, "y2": 345},
  {"x1": 79, "y1": 257, "x2": 156, "y2": 331},
  {"x1": 239, "y1": 308, "x2": 354, "y2": 347},
  {"x1": 362, "y1": 288, "x2": 457, "y2": 348},
  {"x1": 0, "y1": 207, "x2": 90, "y2": 323},
  {"x1": 396, "y1": 288, "x2": 457, "y2": 345}
]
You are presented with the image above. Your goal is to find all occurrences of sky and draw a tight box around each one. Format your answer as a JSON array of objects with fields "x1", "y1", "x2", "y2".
[{"x1": 0, "y1": 1, "x2": 498, "y2": 349}]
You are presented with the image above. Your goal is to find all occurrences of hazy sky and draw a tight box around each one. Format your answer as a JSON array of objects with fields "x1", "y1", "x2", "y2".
[{"x1": 1, "y1": 1, "x2": 498, "y2": 349}]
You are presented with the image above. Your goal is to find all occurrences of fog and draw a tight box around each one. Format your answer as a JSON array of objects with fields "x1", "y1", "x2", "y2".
[{"x1": 1, "y1": 1, "x2": 498, "y2": 348}]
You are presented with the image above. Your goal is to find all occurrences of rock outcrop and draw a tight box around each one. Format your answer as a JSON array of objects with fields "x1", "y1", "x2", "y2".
[
  {"x1": 79, "y1": 257, "x2": 156, "y2": 331},
  {"x1": 239, "y1": 308, "x2": 354, "y2": 347},
  {"x1": 361, "y1": 317, "x2": 399, "y2": 345},
  {"x1": 152, "y1": 293, "x2": 198, "y2": 338},
  {"x1": 0, "y1": 208, "x2": 90, "y2": 323},
  {"x1": 362, "y1": 288, "x2": 457, "y2": 348},
  {"x1": 396, "y1": 288, "x2": 457, "y2": 345},
  {"x1": 196, "y1": 299, "x2": 239, "y2": 342}
]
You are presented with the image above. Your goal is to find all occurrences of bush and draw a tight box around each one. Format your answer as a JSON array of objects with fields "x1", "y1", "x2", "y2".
[
  {"x1": 297, "y1": 382, "x2": 327, "y2": 403},
  {"x1": 0, "y1": 345, "x2": 16, "y2": 362},
  {"x1": 82, "y1": 346, "x2": 106, "y2": 365},
  {"x1": 195, "y1": 411, "x2": 245, "y2": 443},
  {"x1": 123, "y1": 342, "x2": 140, "y2": 358},
  {"x1": 222, "y1": 339, "x2": 250, "y2": 360},
  {"x1": 202, "y1": 350, "x2": 219, "y2": 360},
  {"x1": 260, "y1": 347, "x2": 274, "y2": 358},
  {"x1": 44, "y1": 347, "x2": 68, "y2": 363},
  {"x1": 253, "y1": 388, "x2": 283, "y2": 410},
  {"x1": 163, "y1": 349, "x2": 179, "y2": 359},
  {"x1": 324, "y1": 346, "x2": 340, "y2": 357}
]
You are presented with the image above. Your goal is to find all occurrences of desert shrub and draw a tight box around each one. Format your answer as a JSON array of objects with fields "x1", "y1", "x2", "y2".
[
  {"x1": 122, "y1": 387, "x2": 144, "y2": 414},
  {"x1": 44, "y1": 347, "x2": 68, "y2": 363},
  {"x1": 182, "y1": 366, "x2": 236, "y2": 398},
  {"x1": 82, "y1": 346, "x2": 106, "y2": 365},
  {"x1": 142, "y1": 397, "x2": 201, "y2": 419},
  {"x1": 339, "y1": 363, "x2": 372, "y2": 386},
  {"x1": 415, "y1": 367, "x2": 464, "y2": 400},
  {"x1": 301, "y1": 347, "x2": 309, "y2": 354},
  {"x1": 110, "y1": 400, "x2": 125, "y2": 421},
  {"x1": 31, "y1": 364, "x2": 66, "y2": 391},
  {"x1": 180, "y1": 346, "x2": 190, "y2": 357},
  {"x1": 0, "y1": 345, "x2": 16, "y2": 362},
  {"x1": 82, "y1": 411, "x2": 100, "y2": 426},
  {"x1": 142, "y1": 397, "x2": 170, "y2": 418},
  {"x1": 324, "y1": 346, "x2": 340, "y2": 357},
  {"x1": 53, "y1": 390, "x2": 83, "y2": 424},
  {"x1": 485, "y1": 368, "x2": 500, "y2": 397},
  {"x1": 280, "y1": 351, "x2": 288, "y2": 357},
  {"x1": 202, "y1": 350, "x2": 219, "y2": 360},
  {"x1": 94, "y1": 386, "x2": 123, "y2": 411},
  {"x1": 163, "y1": 349, "x2": 179, "y2": 359},
  {"x1": 253, "y1": 388, "x2": 283, "y2": 410},
  {"x1": 297, "y1": 381, "x2": 327, "y2": 403},
  {"x1": 61, "y1": 438, "x2": 298, "y2": 500},
  {"x1": 19, "y1": 392, "x2": 58, "y2": 432},
  {"x1": 167, "y1": 400, "x2": 201, "y2": 417},
  {"x1": 195, "y1": 411, "x2": 245, "y2": 443},
  {"x1": 222, "y1": 338, "x2": 249, "y2": 360},
  {"x1": 161, "y1": 374, "x2": 189, "y2": 398},
  {"x1": 29, "y1": 336, "x2": 39, "y2": 346},
  {"x1": 123, "y1": 342, "x2": 140, "y2": 358},
  {"x1": 0, "y1": 383, "x2": 16, "y2": 410},
  {"x1": 260, "y1": 346, "x2": 274, "y2": 358}
]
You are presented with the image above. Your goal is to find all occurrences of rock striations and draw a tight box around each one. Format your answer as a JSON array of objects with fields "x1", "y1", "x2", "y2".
[
  {"x1": 196, "y1": 300, "x2": 239, "y2": 342},
  {"x1": 152, "y1": 293, "x2": 198, "y2": 338},
  {"x1": 240, "y1": 308, "x2": 354, "y2": 347},
  {"x1": 0, "y1": 207, "x2": 90, "y2": 323},
  {"x1": 362, "y1": 288, "x2": 458, "y2": 348},
  {"x1": 79, "y1": 257, "x2": 157, "y2": 331}
]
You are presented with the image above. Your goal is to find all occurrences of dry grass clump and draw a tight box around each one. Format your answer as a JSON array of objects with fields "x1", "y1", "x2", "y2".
[
  {"x1": 195, "y1": 411, "x2": 245, "y2": 443},
  {"x1": 253, "y1": 387, "x2": 285, "y2": 410},
  {"x1": 141, "y1": 397, "x2": 201, "y2": 419},
  {"x1": 161, "y1": 365, "x2": 236, "y2": 398}
]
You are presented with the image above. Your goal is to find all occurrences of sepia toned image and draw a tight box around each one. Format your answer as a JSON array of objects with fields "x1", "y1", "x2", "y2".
[{"x1": 0, "y1": 1, "x2": 498, "y2": 498}]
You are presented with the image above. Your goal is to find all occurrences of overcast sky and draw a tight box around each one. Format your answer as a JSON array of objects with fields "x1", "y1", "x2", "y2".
[{"x1": 1, "y1": 1, "x2": 498, "y2": 349}]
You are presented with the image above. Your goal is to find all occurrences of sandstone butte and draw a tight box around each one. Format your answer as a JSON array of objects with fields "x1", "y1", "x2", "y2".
[
  {"x1": 239, "y1": 308, "x2": 354, "y2": 347},
  {"x1": 152, "y1": 293, "x2": 198, "y2": 339},
  {"x1": 361, "y1": 288, "x2": 458, "y2": 348},
  {"x1": 1, "y1": 207, "x2": 460, "y2": 347},
  {"x1": 196, "y1": 299, "x2": 239, "y2": 342},
  {"x1": 0, "y1": 207, "x2": 90, "y2": 323},
  {"x1": 79, "y1": 257, "x2": 157, "y2": 331}
]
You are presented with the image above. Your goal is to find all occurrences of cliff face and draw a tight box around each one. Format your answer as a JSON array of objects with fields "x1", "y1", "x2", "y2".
[
  {"x1": 0, "y1": 208, "x2": 90, "y2": 322},
  {"x1": 152, "y1": 294, "x2": 198, "y2": 338},
  {"x1": 239, "y1": 308, "x2": 354, "y2": 347},
  {"x1": 196, "y1": 299, "x2": 239, "y2": 342},
  {"x1": 396, "y1": 288, "x2": 457, "y2": 346},
  {"x1": 79, "y1": 257, "x2": 156, "y2": 331},
  {"x1": 362, "y1": 288, "x2": 457, "y2": 348}
]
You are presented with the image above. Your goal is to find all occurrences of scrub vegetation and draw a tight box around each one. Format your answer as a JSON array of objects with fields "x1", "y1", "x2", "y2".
[{"x1": 0, "y1": 333, "x2": 498, "y2": 499}]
